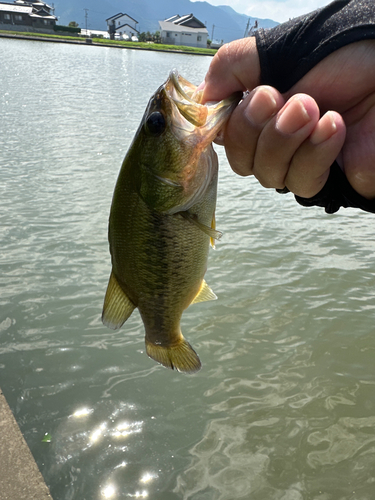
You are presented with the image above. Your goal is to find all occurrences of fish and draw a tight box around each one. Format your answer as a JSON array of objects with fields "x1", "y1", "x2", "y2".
[{"x1": 102, "y1": 70, "x2": 241, "y2": 374}]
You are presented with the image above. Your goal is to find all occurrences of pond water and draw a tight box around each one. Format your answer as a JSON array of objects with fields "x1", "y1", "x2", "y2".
[{"x1": 1, "y1": 38, "x2": 375, "y2": 500}]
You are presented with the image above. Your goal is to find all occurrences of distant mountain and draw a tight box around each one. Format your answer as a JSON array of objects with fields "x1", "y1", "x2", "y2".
[
  {"x1": 52, "y1": 0, "x2": 278, "y2": 43},
  {"x1": 217, "y1": 5, "x2": 277, "y2": 32}
]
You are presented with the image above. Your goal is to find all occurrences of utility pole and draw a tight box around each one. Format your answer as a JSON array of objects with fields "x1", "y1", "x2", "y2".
[
  {"x1": 243, "y1": 18, "x2": 250, "y2": 37},
  {"x1": 248, "y1": 20, "x2": 259, "y2": 37},
  {"x1": 211, "y1": 24, "x2": 215, "y2": 41},
  {"x1": 84, "y1": 8, "x2": 89, "y2": 32}
]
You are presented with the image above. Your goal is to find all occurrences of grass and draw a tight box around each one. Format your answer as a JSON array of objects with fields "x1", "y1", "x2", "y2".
[
  {"x1": 0, "y1": 30, "x2": 217, "y2": 55},
  {"x1": 0, "y1": 30, "x2": 82, "y2": 41},
  {"x1": 92, "y1": 38, "x2": 217, "y2": 55}
]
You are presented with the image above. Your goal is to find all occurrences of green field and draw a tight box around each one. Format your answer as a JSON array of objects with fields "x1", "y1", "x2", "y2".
[{"x1": 0, "y1": 30, "x2": 217, "y2": 56}]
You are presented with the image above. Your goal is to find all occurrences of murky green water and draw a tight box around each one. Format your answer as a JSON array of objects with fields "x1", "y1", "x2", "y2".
[{"x1": 1, "y1": 38, "x2": 375, "y2": 500}]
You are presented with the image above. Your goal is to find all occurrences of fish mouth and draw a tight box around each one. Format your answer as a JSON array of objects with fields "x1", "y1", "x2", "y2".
[{"x1": 165, "y1": 70, "x2": 242, "y2": 137}]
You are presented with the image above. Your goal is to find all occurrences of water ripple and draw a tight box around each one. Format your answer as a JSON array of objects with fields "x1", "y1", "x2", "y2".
[{"x1": 2, "y1": 38, "x2": 375, "y2": 500}]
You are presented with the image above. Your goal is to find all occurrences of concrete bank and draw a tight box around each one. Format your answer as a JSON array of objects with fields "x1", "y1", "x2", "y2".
[
  {"x1": 0, "y1": 32, "x2": 214, "y2": 56},
  {"x1": 0, "y1": 388, "x2": 53, "y2": 500}
]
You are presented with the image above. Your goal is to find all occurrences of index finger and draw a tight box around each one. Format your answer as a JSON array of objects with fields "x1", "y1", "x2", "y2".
[{"x1": 202, "y1": 37, "x2": 261, "y2": 103}]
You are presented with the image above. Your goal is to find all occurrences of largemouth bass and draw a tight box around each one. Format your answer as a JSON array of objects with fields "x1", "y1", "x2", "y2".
[{"x1": 102, "y1": 70, "x2": 240, "y2": 373}]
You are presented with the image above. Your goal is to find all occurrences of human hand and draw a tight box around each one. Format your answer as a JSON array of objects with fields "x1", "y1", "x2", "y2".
[{"x1": 202, "y1": 38, "x2": 375, "y2": 200}]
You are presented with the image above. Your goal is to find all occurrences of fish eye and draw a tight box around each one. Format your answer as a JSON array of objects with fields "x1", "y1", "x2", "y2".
[{"x1": 145, "y1": 111, "x2": 166, "y2": 136}]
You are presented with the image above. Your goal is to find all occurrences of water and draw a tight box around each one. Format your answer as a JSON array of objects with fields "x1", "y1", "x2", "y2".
[{"x1": 1, "y1": 38, "x2": 375, "y2": 500}]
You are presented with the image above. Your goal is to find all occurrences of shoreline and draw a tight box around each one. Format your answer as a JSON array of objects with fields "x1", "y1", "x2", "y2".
[
  {"x1": 0, "y1": 31, "x2": 216, "y2": 56},
  {"x1": 0, "y1": 388, "x2": 53, "y2": 499}
]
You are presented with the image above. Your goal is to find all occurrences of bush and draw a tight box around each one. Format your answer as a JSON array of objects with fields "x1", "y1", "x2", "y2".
[{"x1": 54, "y1": 25, "x2": 81, "y2": 34}]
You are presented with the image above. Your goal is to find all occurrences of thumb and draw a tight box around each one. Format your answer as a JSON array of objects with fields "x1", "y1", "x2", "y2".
[{"x1": 202, "y1": 37, "x2": 261, "y2": 103}]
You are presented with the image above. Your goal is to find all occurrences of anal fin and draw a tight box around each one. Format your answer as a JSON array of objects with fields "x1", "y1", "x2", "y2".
[
  {"x1": 102, "y1": 271, "x2": 135, "y2": 330},
  {"x1": 191, "y1": 279, "x2": 217, "y2": 304}
]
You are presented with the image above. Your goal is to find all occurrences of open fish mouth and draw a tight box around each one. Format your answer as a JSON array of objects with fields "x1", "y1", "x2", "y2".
[
  {"x1": 167, "y1": 70, "x2": 208, "y2": 127},
  {"x1": 169, "y1": 69, "x2": 203, "y2": 104},
  {"x1": 165, "y1": 70, "x2": 242, "y2": 133}
]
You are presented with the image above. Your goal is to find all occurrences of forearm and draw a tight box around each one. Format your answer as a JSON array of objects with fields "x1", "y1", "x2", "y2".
[{"x1": 256, "y1": 0, "x2": 375, "y2": 93}]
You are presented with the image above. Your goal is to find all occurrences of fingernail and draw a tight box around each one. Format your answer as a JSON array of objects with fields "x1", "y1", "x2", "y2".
[
  {"x1": 196, "y1": 81, "x2": 205, "y2": 91},
  {"x1": 247, "y1": 87, "x2": 277, "y2": 125},
  {"x1": 310, "y1": 112, "x2": 337, "y2": 145},
  {"x1": 276, "y1": 98, "x2": 311, "y2": 135}
]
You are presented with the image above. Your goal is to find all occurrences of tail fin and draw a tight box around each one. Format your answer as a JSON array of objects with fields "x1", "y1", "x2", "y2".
[{"x1": 145, "y1": 336, "x2": 201, "y2": 374}]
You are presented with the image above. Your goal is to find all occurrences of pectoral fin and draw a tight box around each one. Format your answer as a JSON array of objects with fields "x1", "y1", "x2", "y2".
[
  {"x1": 191, "y1": 279, "x2": 217, "y2": 304},
  {"x1": 210, "y1": 213, "x2": 217, "y2": 248},
  {"x1": 180, "y1": 211, "x2": 222, "y2": 241},
  {"x1": 102, "y1": 271, "x2": 136, "y2": 330}
]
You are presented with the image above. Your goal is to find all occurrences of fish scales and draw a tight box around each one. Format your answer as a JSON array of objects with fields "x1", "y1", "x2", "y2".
[{"x1": 102, "y1": 70, "x2": 241, "y2": 373}]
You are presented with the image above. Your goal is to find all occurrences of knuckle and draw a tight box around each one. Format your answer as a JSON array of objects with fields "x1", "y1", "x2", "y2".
[{"x1": 255, "y1": 168, "x2": 286, "y2": 189}]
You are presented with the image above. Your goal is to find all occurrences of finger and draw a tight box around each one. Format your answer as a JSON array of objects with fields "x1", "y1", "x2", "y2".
[
  {"x1": 202, "y1": 37, "x2": 261, "y2": 103},
  {"x1": 342, "y1": 103, "x2": 375, "y2": 199},
  {"x1": 286, "y1": 111, "x2": 346, "y2": 198},
  {"x1": 253, "y1": 94, "x2": 320, "y2": 189},
  {"x1": 223, "y1": 86, "x2": 285, "y2": 176}
]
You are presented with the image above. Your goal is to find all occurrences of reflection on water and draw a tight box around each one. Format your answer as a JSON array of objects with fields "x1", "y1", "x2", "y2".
[
  {"x1": 50, "y1": 399, "x2": 160, "y2": 499},
  {"x1": 1, "y1": 38, "x2": 375, "y2": 499}
]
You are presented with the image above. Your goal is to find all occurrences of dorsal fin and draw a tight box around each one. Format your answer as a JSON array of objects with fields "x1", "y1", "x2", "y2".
[
  {"x1": 191, "y1": 279, "x2": 217, "y2": 304},
  {"x1": 102, "y1": 271, "x2": 135, "y2": 330}
]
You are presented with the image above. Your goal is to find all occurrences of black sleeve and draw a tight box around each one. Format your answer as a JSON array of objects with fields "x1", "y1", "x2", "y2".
[
  {"x1": 255, "y1": 0, "x2": 375, "y2": 93},
  {"x1": 295, "y1": 162, "x2": 375, "y2": 214},
  {"x1": 254, "y1": 0, "x2": 375, "y2": 214}
]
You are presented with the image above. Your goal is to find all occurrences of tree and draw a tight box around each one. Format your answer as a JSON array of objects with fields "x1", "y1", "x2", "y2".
[
  {"x1": 68, "y1": 21, "x2": 79, "y2": 28},
  {"x1": 154, "y1": 30, "x2": 160, "y2": 43},
  {"x1": 138, "y1": 31, "x2": 161, "y2": 43}
]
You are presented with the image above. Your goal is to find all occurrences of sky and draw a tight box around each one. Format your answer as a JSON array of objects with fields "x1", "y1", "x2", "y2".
[{"x1": 192, "y1": 0, "x2": 333, "y2": 23}]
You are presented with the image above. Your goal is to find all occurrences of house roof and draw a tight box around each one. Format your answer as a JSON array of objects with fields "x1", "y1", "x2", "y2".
[
  {"x1": 29, "y1": 13, "x2": 55, "y2": 19},
  {"x1": 115, "y1": 23, "x2": 139, "y2": 34},
  {"x1": 106, "y1": 12, "x2": 123, "y2": 22},
  {"x1": 165, "y1": 14, "x2": 180, "y2": 22},
  {"x1": 32, "y1": 6, "x2": 55, "y2": 17},
  {"x1": 162, "y1": 13, "x2": 206, "y2": 29},
  {"x1": 159, "y1": 20, "x2": 208, "y2": 34},
  {"x1": 177, "y1": 14, "x2": 205, "y2": 27},
  {"x1": 15, "y1": 0, "x2": 53, "y2": 8},
  {"x1": 0, "y1": 3, "x2": 32, "y2": 13},
  {"x1": 106, "y1": 12, "x2": 138, "y2": 24}
]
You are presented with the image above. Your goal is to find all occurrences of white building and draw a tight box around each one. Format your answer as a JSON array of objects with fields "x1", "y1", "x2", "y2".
[
  {"x1": 159, "y1": 14, "x2": 208, "y2": 48},
  {"x1": 106, "y1": 12, "x2": 139, "y2": 40},
  {"x1": 81, "y1": 29, "x2": 109, "y2": 39}
]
